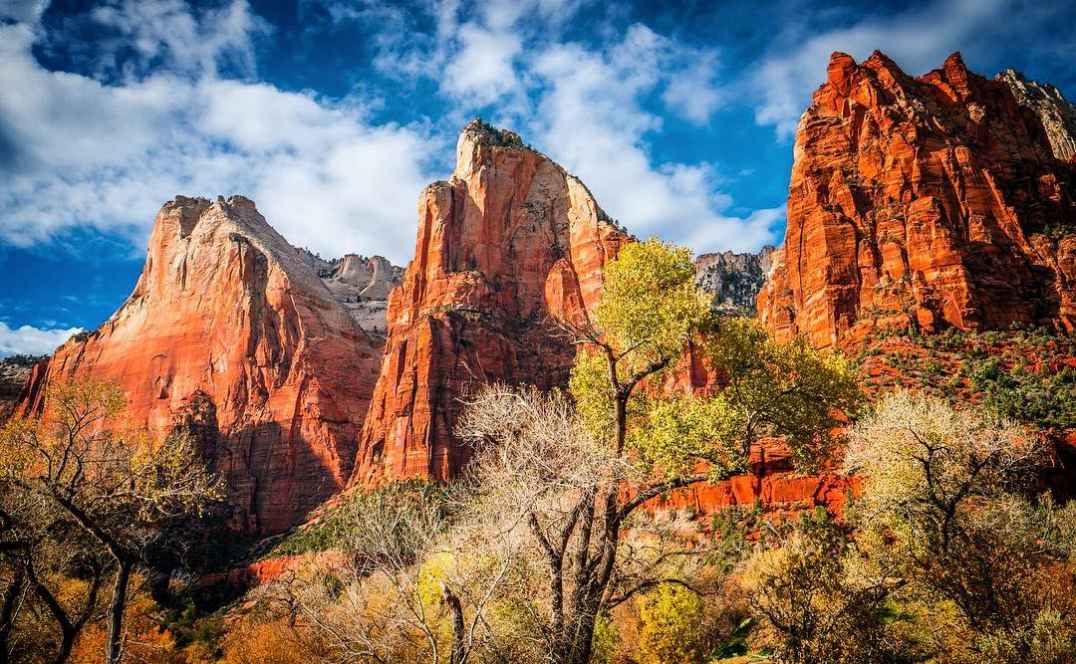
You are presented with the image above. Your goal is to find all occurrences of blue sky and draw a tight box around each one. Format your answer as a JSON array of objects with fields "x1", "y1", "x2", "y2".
[{"x1": 1, "y1": 0, "x2": 1075, "y2": 356}]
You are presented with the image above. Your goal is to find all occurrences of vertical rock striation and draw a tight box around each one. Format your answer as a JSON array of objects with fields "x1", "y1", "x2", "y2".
[
  {"x1": 997, "y1": 68, "x2": 1076, "y2": 164},
  {"x1": 758, "y1": 51, "x2": 1076, "y2": 348},
  {"x1": 15, "y1": 196, "x2": 381, "y2": 532},
  {"x1": 351, "y1": 120, "x2": 630, "y2": 484}
]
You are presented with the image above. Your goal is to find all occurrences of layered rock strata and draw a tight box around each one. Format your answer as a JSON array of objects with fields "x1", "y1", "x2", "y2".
[
  {"x1": 351, "y1": 120, "x2": 629, "y2": 484},
  {"x1": 16, "y1": 196, "x2": 381, "y2": 532},
  {"x1": 758, "y1": 51, "x2": 1076, "y2": 348}
]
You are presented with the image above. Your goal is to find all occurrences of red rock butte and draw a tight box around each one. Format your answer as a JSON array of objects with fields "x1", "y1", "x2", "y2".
[
  {"x1": 350, "y1": 120, "x2": 630, "y2": 485},
  {"x1": 758, "y1": 51, "x2": 1076, "y2": 348},
  {"x1": 16, "y1": 196, "x2": 381, "y2": 532}
]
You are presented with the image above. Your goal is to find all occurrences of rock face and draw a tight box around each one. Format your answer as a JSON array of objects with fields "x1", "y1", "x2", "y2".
[
  {"x1": 0, "y1": 355, "x2": 41, "y2": 418},
  {"x1": 15, "y1": 196, "x2": 381, "y2": 532},
  {"x1": 998, "y1": 69, "x2": 1076, "y2": 163},
  {"x1": 351, "y1": 120, "x2": 630, "y2": 484},
  {"x1": 758, "y1": 51, "x2": 1076, "y2": 348},
  {"x1": 295, "y1": 249, "x2": 404, "y2": 344},
  {"x1": 695, "y1": 247, "x2": 775, "y2": 314}
]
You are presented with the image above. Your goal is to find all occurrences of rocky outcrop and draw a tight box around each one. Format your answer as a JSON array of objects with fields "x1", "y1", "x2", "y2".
[
  {"x1": 0, "y1": 355, "x2": 41, "y2": 418},
  {"x1": 998, "y1": 69, "x2": 1076, "y2": 163},
  {"x1": 295, "y1": 249, "x2": 403, "y2": 344},
  {"x1": 758, "y1": 51, "x2": 1076, "y2": 348},
  {"x1": 321, "y1": 255, "x2": 403, "y2": 344},
  {"x1": 351, "y1": 120, "x2": 630, "y2": 484},
  {"x1": 695, "y1": 247, "x2": 775, "y2": 314},
  {"x1": 15, "y1": 196, "x2": 381, "y2": 532}
]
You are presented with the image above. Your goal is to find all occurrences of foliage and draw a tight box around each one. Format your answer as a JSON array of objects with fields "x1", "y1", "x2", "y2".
[
  {"x1": 269, "y1": 481, "x2": 451, "y2": 558},
  {"x1": 969, "y1": 357, "x2": 1076, "y2": 430},
  {"x1": 740, "y1": 511, "x2": 911, "y2": 664},
  {"x1": 0, "y1": 379, "x2": 223, "y2": 664},
  {"x1": 636, "y1": 584, "x2": 705, "y2": 664},
  {"x1": 594, "y1": 239, "x2": 710, "y2": 368},
  {"x1": 845, "y1": 392, "x2": 1076, "y2": 663}
]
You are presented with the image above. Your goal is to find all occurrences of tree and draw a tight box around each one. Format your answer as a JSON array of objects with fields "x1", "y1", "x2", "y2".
[
  {"x1": 740, "y1": 511, "x2": 911, "y2": 664},
  {"x1": 0, "y1": 485, "x2": 105, "y2": 664},
  {"x1": 457, "y1": 239, "x2": 861, "y2": 664},
  {"x1": 844, "y1": 392, "x2": 1076, "y2": 662},
  {"x1": 292, "y1": 482, "x2": 515, "y2": 664},
  {"x1": 0, "y1": 379, "x2": 223, "y2": 664}
]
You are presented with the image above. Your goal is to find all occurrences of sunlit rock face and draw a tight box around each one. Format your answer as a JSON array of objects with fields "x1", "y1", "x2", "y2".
[
  {"x1": 351, "y1": 120, "x2": 630, "y2": 485},
  {"x1": 758, "y1": 51, "x2": 1076, "y2": 349},
  {"x1": 998, "y1": 68, "x2": 1076, "y2": 164},
  {"x1": 695, "y1": 246, "x2": 776, "y2": 315},
  {"x1": 297, "y1": 249, "x2": 404, "y2": 345},
  {"x1": 15, "y1": 196, "x2": 382, "y2": 532}
]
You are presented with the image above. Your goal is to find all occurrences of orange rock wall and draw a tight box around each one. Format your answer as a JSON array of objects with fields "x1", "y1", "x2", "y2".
[
  {"x1": 351, "y1": 122, "x2": 629, "y2": 484},
  {"x1": 759, "y1": 51, "x2": 1076, "y2": 348},
  {"x1": 16, "y1": 196, "x2": 381, "y2": 532}
]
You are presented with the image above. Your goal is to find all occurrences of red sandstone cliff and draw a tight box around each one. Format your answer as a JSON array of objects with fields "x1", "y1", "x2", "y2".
[
  {"x1": 758, "y1": 51, "x2": 1076, "y2": 348},
  {"x1": 16, "y1": 196, "x2": 381, "y2": 532},
  {"x1": 351, "y1": 120, "x2": 630, "y2": 484}
]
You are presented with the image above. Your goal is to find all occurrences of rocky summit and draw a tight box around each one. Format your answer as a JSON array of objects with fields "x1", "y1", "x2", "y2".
[
  {"x1": 351, "y1": 119, "x2": 630, "y2": 485},
  {"x1": 15, "y1": 196, "x2": 382, "y2": 532},
  {"x1": 997, "y1": 68, "x2": 1076, "y2": 163},
  {"x1": 695, "y1": 247, "x2": 775, "y2": 314},
  {"x1": 296, "y1": 249, "x2": 404, "y2": 344},
  {"x1": 758, "y1": 51, "x2": 1076, "y2": 348}
]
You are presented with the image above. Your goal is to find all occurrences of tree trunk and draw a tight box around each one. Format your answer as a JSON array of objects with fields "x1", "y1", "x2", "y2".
[
  {"x1": 442, "y1": 583, "x2": 466, "y2": 664},
  {"x1": 106, "y1": 560, "x2": 133, "y2": 664},
  {"x1": 0, "y1": 564, "x2": 24, "y2": 664}
]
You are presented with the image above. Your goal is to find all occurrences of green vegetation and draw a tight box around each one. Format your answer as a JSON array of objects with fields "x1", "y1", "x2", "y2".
[
  {"x1": 857, "y1": 327, "x2": 1076, "y2": 430},
  {"x1": 4, "y1": 242, "x2": 1076, "y2": 664}
]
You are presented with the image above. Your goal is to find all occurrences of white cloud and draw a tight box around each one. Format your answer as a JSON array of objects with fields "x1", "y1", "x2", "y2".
[
  {"x1": 359, "y1": 4, "x2": 762, "y2": 253},
  {"x1": 442, "y1": 22, "x2": 523, "y2": 105},
  {"x1": 0, "y1": 322, "x2": 83, "y2": 358},
  {"x1": 0, "y1": 2, "x2": 436, "y2": 264},
  {"x1": 2, "y1": 0, "x2": 775, "y2": 271},
  {"x1": 0, "y1": 0, "x2": 48, "y2": 23},
  {"x1": 662, "y1": 51, "x2": 725, "y2": 125},
  {"x1": 527, "y1": 25, "x2": 777, "y2": 252},
  {"x1": 88, "y1": 0, "x2": 270, "y2": 78},
  {"x1": 751, "y1": 0, "x2": 1019, "y2": 138}
]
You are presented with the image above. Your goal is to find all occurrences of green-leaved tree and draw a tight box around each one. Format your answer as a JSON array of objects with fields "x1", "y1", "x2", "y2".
[{"x1": 459, "y1": 239, "x2": 861, "y2": 664}]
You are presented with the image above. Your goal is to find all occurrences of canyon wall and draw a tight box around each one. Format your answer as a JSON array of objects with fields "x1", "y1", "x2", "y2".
[
  {"x1": 16, "y1": 196, "x2": 382, "y2": 532},
  {"x1": 758, "y1": 51, "x2": 1076, "y2": 348},
  {"x1": 351, "y1": 120, "x2": 630, "y2": 484}
]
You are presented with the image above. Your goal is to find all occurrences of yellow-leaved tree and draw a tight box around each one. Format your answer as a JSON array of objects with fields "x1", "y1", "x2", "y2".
[
  {"x1": 457, "y1": 239, "x2": 861, "y2": 664},
  {"x1": 0, "y1": 379, "x2": 223, "y2": 664}
]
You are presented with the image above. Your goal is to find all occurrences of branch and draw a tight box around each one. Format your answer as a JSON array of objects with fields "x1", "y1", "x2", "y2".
[{"x1": 604, "y1": 578, "x2": 701, "y2": 609}]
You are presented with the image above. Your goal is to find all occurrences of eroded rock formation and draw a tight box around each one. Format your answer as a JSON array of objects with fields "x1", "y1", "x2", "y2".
[
  {"x1": 695, "y1": 247, "x2": 775, "y2": 314},
  {"x1": 351, "y1": 120, "x2": 629, "y2": 484},
  {"x1": 295, "y1": 249, "x2": 404, "y2": 344},
  {"x1": 758, "y1": 51, "x2": 1076, "y2": 348},
  {"x1": 998, "y1": 68, "x2": 1076, "y2": 163},
  {"x1": 16, "y1": 196, "x2": 381, "y2": 532},
  {"x1": 0, "y1": 355, "x2": 41, "y2": 419}
]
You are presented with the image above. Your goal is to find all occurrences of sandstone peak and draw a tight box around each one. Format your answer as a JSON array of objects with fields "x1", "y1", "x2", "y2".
[
  {"x1": 758, "y1": 53, "x2": 1076, "y2": 348},
  {"x1": 16, "y1": 196, "x2": 383, "y2": 532},
  {"x1": 997, "y1": 68, "x2": 1076, "y2": 163},
  {"x1": 353, "y1": 122, "x2": 629, "y2": 484},
  {"x1": 455, "y1": 118, "x2": 531, "y2": 179}
]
